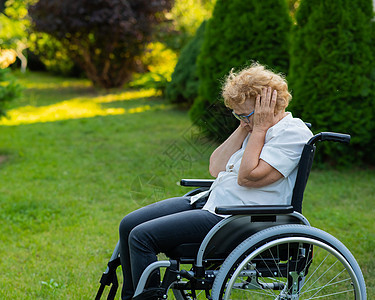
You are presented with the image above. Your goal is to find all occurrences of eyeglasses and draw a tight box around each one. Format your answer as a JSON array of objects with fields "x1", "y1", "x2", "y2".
[{"x1": 232, "y1": 110, "x2": 254, "y2": 123}]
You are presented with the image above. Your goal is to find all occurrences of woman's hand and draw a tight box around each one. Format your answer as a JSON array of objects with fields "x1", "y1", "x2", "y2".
[
  {"x1": 237, "y1": 86, "x2": 284, "y2": 187},
  {"x1": 252, "y1": 87, "x2": 278, "y2": 134}
]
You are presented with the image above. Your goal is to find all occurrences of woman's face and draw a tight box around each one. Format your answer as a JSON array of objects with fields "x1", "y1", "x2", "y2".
[{"x1": 232, "y1": 99, "x2": 255, "y2": 133}]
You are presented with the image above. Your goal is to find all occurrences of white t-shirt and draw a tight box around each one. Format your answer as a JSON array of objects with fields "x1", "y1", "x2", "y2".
[{"x1": 191, "y1": 113, "x2": 313, "y2": 216}]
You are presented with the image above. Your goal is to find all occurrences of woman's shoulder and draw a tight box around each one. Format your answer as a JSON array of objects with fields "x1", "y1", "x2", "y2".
[
  {"x1": 267, "y1": 113, "x2": 313, "y2": 143},
  {"x1": 287, "y1": 114, "x2": 313, "y2": 138}
]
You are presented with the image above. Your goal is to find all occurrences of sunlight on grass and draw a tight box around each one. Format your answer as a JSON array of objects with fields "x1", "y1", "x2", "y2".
[
  {"x1": 0, "y1": 89, "x2": 163, "y2": 126},
  {"x1": 90, "y1": 89, "x2": 161, "y2": 104}
]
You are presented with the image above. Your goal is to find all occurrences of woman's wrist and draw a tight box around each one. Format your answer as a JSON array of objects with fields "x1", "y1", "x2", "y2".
[
  {"x1": 251, "y1": 126, "x2": 268, "y2": 136},
  {"x1": 236, "y1": 125, "x2": 250, "y2": 138}
]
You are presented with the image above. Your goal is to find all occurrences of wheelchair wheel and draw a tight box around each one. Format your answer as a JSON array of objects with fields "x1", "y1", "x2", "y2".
[{"x1": 211, "y1": 224, "x2": 366, "y2": 300}]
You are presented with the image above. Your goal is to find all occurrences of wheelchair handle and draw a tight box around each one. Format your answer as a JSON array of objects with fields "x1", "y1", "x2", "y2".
[{"x1": 307, "y1": 132, "x2": 351, "y2": 146}]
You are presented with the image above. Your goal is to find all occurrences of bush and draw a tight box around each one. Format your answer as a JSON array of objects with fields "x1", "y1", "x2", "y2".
[
  {"x1": 165, "y1": 21, "x2": 206, "y2": 107},
  {"x1": 0, "y1": 68, "x2": 21, "y2": 117},
  {"x1": 127, "y1": 42, "x2": 177, "y2": 94},
  {"x1": 29, "y1": 33, "x2": 82, "y2": 76},
  {"x1": 288, "y1": 0, "x2": 375, "y2": 165},
  {"x1": 189, "y1": 0, "x2": 292, "y2": 142}
]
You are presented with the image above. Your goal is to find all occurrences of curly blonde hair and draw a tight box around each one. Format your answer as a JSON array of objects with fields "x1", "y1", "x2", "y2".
[{"x1": 222, "y1": 62, "x2": 291, "y2": 112}]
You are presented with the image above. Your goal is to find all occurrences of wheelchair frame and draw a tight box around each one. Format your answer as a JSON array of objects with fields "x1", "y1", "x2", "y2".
[{"x1": 95, "y1": 131, "x2": 367, "y2": 300}]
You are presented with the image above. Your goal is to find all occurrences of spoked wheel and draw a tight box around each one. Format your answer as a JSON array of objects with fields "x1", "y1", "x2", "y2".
[{"x1": 212, "y1": 225, "x2": 366, "y2": 300}]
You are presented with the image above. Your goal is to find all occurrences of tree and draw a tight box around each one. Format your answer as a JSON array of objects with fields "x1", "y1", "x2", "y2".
[
  {"x1": 165, "y1": 21, "x2": 206, "y2": 107},
  {"x1": 156, "y1": 0, "x2": 215, "y2": 51},
  {"x1": 189, "y1": 0, "x2": 292, "y2": 142},
  {"x1": 28, "y1": 0, "x2": 173, "y2": 89},
  {"x1": 0, "y1": 0, "x2": 32, "y2": 73},
  {"x1": 288, "y1": 0, "x2": 375, "y2": 165},
  {"x1": 0, "y1": 0, "x2": 75, "y2": 75}
]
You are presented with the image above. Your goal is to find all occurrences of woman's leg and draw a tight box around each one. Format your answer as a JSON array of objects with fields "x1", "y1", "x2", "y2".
[
  {"x1": 119, "y1": 197, "x2": 193, "y2": 300},
  {"x1": 128, "y1": 209, "x2": 223, "y2": 294}
]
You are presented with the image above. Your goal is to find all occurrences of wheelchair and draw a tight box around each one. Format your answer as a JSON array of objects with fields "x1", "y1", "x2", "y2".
[{"x1": 95, "y1": 131, "x2": 367, "y2": 300}]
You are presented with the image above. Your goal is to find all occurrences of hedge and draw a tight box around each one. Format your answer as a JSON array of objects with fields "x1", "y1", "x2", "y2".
[
  {"x1": 189, "y1": 0, "x2": 292, "y2": 142},
  {"x1": 288, "y1": 0, "x2": 375, "y2": 165},
  {"x1": 165, "y1": 21, "x2": 206, "y2": 107}
]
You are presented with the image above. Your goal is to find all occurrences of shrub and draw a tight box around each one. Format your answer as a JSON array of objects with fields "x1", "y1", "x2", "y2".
[
  {"x1": 288, "y1": 0, "x2": 375, "y2": 165},
  {"x1": 0, "y1": 68, "x2": 21, "y2": 117},
  {"x1": 190, "y1": 0, "x2": 292, "y2": 142},
  {"x1": 165, "y1": 21, "x2": 206, "y2": 107},
  {"x1": 29, "y1": 33, "x2": 82, "y2": 76},
  {"x1": 127, "y1": 42, "x2": 177, "y2": 94}
]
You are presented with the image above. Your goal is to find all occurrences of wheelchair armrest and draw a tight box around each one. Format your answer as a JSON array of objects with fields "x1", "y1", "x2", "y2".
[
  {"x1": 180, "y1": 179, "x2": 214, "y2": 188},
  {"x1": 215, "y1": 205, "x2": 294, "y2": 215}
]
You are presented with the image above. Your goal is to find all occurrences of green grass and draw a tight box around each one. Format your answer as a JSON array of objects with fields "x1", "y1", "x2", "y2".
[{"x1": 0, "y1": 71, "x2": 374, "y2": 299}]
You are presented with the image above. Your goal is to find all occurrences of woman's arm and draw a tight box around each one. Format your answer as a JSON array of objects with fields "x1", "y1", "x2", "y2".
[
  {"x1": 237, "y1": 88, "x2": 284, "y2": 187},
  {"x1": 209, "y1": 125, "x2": 248, "y2": 178}
]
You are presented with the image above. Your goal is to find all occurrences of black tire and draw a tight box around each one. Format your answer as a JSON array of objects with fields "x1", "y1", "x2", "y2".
[{"x1": 211, "y1": 225, "x2": 366, "y2": 300}]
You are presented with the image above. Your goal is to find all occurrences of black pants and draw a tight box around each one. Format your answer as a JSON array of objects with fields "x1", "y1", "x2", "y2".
[{"x1": 119, "y1": 197, "x2": 223, "y2": 300}]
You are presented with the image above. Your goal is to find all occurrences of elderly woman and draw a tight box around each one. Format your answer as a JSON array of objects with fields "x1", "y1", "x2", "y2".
[{"x1": 118, "y1": 62, "x2": 313, "y2": 300}]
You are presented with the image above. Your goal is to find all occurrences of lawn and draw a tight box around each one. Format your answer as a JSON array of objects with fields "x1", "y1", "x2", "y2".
[{"x1": 0, "y1": 72, "x2": 374, "y2": 299}]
